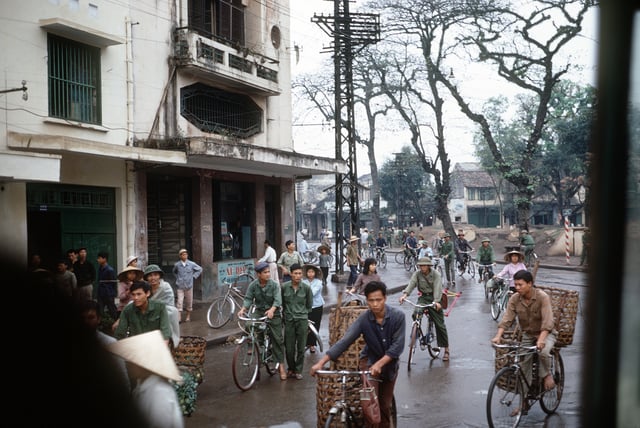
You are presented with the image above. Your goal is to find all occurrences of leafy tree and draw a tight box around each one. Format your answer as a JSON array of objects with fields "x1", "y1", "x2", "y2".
[
  {"x1": 378, "y1": 147, "x2": 436, "y2": 227},
  {"x1": 437, "y1": 0, "x2": 596, "y2": 230},
  {"x1": 474, "y1": 82, "x2": 595, "y2": 225}
]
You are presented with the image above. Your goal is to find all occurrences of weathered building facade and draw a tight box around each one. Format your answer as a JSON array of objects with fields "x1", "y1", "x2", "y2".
[{"x1": 0, "y1": 0, "x2": 343, "y2": 298}]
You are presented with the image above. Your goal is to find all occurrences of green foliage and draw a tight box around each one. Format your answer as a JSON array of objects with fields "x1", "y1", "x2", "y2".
[
  {"x1": 378, "y1": 147, "x2": 436, "y2": 224},
  {"x1": 173, "y1": 370, "x2": 198, "y2": 416}
]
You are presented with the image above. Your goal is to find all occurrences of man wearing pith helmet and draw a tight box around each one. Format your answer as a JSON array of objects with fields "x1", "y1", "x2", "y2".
[
  {"x1": 476, "y1": 237, "x2": 496, "y2": 283},
  {"x1": 399, "y1": 257, "x2": 451, "y2": 361}
]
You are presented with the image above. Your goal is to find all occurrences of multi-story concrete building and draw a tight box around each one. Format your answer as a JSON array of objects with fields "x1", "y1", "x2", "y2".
[{"x1": 0, "y1": 0, "x2": 343, "y2": 298}]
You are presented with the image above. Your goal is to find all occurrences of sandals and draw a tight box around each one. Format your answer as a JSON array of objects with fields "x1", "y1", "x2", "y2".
[{"x1": 443, "y1": 350, "x2": 450, "y2": 362}]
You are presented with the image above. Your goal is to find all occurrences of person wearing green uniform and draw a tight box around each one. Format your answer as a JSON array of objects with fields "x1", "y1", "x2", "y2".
[
  {"x1": 399, "y1": 257, "x2": 450, "y2": 361},
  {"x1": 476, "y1": 237, "x2": 496, "y2": 283},
  {"x1": 281, "y1": 264, "x2": 313, "y2": 379},
  {"x1": 115, "y1": 281, "x2": 172, "y2": 345},
  {"x1": 238, "y1": 262, "x2": 287, "y2": 380},
  {"x1": 520, "y1": 230, "x2": 536, "y2": 266},
  {"x1": 439, "y1": 233, "x2": 455, "y2": 286}
]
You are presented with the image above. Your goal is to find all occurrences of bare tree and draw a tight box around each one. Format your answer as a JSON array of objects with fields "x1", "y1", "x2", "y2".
[
  {"x1": 293, "y1": 58, "x2": 392, "y2": 233},
  {"x1": 365, "y1": 0, "x2": 474, "y2": 237}
]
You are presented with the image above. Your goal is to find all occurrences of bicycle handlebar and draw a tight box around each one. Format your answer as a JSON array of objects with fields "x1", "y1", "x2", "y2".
[
  {"x1": 238, "y1": 314, "x2": 269, "y2": 322},
  {"x1": 315, "y1": 369, "x2": 371, "y2": 376},
  {"x1": 492, "y1": 343, "x2": 538, "y2": 352},
  {"x1": 401, "y1": 299, "x2": 436, "y2": 309}
]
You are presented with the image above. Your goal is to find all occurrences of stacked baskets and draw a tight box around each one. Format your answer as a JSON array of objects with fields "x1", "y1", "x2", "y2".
[
  {"x1": 494, "y1": 285, "x2": 579, "y2": 374},
  {"x1": 316, "y1": 305, "x2": 368, "y2": 428},
  {"x1": 172, "y1": 335, "x2": 206, "y2": 384}
]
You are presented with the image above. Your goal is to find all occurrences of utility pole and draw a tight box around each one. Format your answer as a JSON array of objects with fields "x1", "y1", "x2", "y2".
[{"x1": 312, "y1": 1, "x2": 380, "y2": 273}]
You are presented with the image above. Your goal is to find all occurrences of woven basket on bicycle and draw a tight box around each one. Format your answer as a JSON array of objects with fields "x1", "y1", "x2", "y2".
[
  {"x1": 535, "y1": 285, "x2": 579, "y2": 347},
  {"x1": 328, "y1": 305, "x2": 367, "y2": 370},
  {"x1": 493, "y1": 328, "x2": 523, "y2": 392},
  {"x1": 172, "y1": 335, "x2": 206, "y2": 384},
  {"x1": 315, "y1": 371, "x2": 364, "y2": 428}
]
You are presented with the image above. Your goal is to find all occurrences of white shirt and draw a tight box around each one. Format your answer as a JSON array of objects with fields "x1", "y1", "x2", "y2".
[
  {"x1": 132, "y1": 374, "x2": 184, "y2": 428},
  {"x1": 258, "y1": 245, "x2": 277, "y2": 264}
]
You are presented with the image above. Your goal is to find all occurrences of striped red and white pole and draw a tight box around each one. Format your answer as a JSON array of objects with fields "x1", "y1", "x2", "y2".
[{"x1": 565, "y1": 216, "x2": 571, "y2": 265}]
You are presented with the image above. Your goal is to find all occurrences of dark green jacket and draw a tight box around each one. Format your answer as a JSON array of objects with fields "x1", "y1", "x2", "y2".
[{"x1": 281, "y1": 281, "x2": 313, "y2": 321}]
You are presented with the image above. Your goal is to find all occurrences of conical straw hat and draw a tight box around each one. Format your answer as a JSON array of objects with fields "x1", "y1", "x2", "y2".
[{"x1": 107, "y1": 330, "x2": 182, "y2": 382}]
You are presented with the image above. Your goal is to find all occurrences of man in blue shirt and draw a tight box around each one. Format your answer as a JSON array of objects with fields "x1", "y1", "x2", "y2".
[
  {"x1": 97, "y1": 251, "x2": 117, "y2": 320},
  {"x1": 310, "y1": 281, "x2": 405, "y2": 428}
]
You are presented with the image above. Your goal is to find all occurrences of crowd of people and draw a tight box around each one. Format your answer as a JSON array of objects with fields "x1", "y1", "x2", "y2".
[
  {"x1": 22, "y1": 225, "x2": 560, "y2": 427},
  {"x1": 25, "y1": 247, "x2": 205, "y2": 428}
]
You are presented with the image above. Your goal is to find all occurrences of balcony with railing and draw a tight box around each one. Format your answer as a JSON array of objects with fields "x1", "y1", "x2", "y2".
[{"x1": 173, "y1": 27, "x2": 281, "y2": 96}]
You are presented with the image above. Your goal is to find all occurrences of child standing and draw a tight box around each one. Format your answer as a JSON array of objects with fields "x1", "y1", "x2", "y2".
[{"x1": 317, "y1": 244, "x2": 331, "y2": 286}]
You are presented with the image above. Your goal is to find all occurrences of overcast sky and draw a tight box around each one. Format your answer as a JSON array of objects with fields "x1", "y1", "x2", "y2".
[{"x1": 288, "y1": 1, "x2": 600, "y2": 174}]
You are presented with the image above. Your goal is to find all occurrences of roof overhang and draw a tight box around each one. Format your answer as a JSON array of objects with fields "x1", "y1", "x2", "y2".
[
  {"x1": 39, "y1": 18, "x2": 125, "y2": 47},
  {"x1": 0, "y1": 150, "x2": 61, "y2": 183},
  {"x1": 6, "y1": 132, "x2": 346, "y2": 179},
  {"x1": 7, "y1": 132, "x2": 187, "y2": 164},
  {"x1": 183, "y1": 138, "x2": 346, "y2": 178}
]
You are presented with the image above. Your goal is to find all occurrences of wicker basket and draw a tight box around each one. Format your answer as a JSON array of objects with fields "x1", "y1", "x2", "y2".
[
  {"x1": 316, "y1": 371, "x2": 364, "y2": 428},
  {"x1": 494, "y1": 329, "x2": 522, "y2": 373},
  {"x1": 172, "y1": 336, "x2": 206, "y2": 384},
  {"x1": 536, "y1": 285, "x2": 579, "y2": 347},
  {"x1": 328, "y1": 306, "x2": 368, "y2": 370}
]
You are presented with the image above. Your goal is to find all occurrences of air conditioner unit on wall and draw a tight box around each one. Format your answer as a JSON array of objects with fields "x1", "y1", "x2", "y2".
[{"x1": 241, "y1": 0, "x2": 249, "y2": 6}]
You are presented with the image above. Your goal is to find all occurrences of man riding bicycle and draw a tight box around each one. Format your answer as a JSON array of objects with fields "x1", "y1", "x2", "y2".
[
  {"x1": 404, "y1": 230, "x2": 419, "y2": 259},
  {"x1": 454, "y1": 229, "x2": 473, "y2": 272},
  {"x1": 491, "y1": 270, "x2": 557, "y2": 399},
  {"x1": 520, "y1": 229, "x2": 536, "y2": 265},
  {"x1": 399, "y1": 257, "x2": 450, "y2": 361},
  {"x1": 476, "y1": 237, "x2": 495, "y2": 283}
]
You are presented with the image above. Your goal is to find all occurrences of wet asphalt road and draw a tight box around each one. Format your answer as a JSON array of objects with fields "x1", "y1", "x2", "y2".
[{"x1": 185, "y1": 264, "x2": 587, "y2": 428}]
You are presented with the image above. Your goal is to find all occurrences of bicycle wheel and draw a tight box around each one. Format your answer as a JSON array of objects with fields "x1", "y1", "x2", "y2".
[
  {"x1": 308, "y1": 321, "x2": 324, "y2": 353},
  {"x1": 324, "y1": 409, "x2": 355, "y2": 428},
  {"x1": 407, "y1": 323, "x2": 419, "y2": 371},
  {"x1": 468, "y1": 259, "x2": 476, "y2": 278},
  {"x1": 232, "y1": 339, "x2": 260, "y2": 391},
  {"x1": 491, "y1": 289, "x2": 502, "y2": 321},
  {"x1": 404, "y1": 255, "x2": 415, "y2": 272},
  {"x1": 379, "y1": 252, "x2": 387, "y2": 269},
  {"x1": 262, "y1": 336, "x2": 279, "y2": 376},
  {"x1": 487, "y1": 366, "x2": 525, "y2": 428},
  {"x1": 483, "y1": 274, "x2": 490, "y2": 299},
  {"x1": 540, "y1": 349, "x2": 565, "y2": 414},
  {"x1": 426, "y1": 318, "x2": 441, "y2": 359},
  {"x1": 206, "y1": 296, "x2": 234, "y2": 329},
  {"x1": 395, "y1": 251, "x2": 404, "y2": 264}
]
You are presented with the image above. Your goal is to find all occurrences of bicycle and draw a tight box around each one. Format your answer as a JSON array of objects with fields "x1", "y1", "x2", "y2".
[
  {"x1": 232, "y1": 309, "x2": 279, "y2": 391},
  {"x1": 303, "y1": 245, "x2": 320, "y2": 264},
  {"x1": 490, "y1": 277, "x2": 513, "y2": 321},
  {"x1": 456, "y1": 250, "x2": 475, "y2": 278},
  {"x1": 401, "y1": 300, "x2": 441, "y2": 370},
  {"x1": 487, "y1": 342, "x2": 565, "y2": 427},
  {"x1": 477, "y1": 263, "x2": 496, "y2": 299},
  {"x1": 431, "y1": 256, "x2": 445, "y2": 278},
  {"x1": 375, "y1": 246, "x2": 388, "y2": 269},
  {"x1": 520, "y1": 245, "x2": 538, "y2": 268},
  {"x1": 403, "y1": 250, "x2": 418, "y2": 272},
  {"x1": 315, "y1": 369, "x2": 397, "y2": 428},
  {"x1": 206, "y1": 272, "x2": 254, "y2": 328}
]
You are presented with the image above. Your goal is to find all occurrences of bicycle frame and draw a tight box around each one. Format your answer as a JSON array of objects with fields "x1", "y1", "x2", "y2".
[
  {"x1": 316, "y1": 369, "x2": 373, "y2": 427},
  {"x1": 487, "y1": 342, "x2": 564, "y2": 427},
  {"x1": 402, "y1": 300, "x2": 441, "y2": 369}
]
